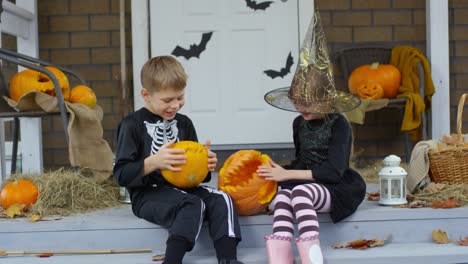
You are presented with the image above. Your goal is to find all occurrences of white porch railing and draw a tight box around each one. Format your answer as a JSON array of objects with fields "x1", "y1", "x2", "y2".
[{"x1": 0, "y1": 0, "x2": 40, "y2": 184}]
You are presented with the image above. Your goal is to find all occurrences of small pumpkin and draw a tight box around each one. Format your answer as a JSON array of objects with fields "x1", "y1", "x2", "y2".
[
  {"x1": 9, "y1": 66, "x2": 70, "y2": 102},
  {"x1": 69, "y1": 85, "x2": 97, "y2": 108},
  {"x1": 348, "y1": 62, "x2": 401, "y2": 98},
  {"x1": 160, "y1": 141, "x2": 208, "y2": 188},
  {"x1": 0, "y1": 179, "x2": 39, "y2": 210},
  {"x1": 357, "y1": 81, "x2": 384, "y2": 100},
  {"x1": 218, "y1": 150, "x2": 278, "y2": 216}
]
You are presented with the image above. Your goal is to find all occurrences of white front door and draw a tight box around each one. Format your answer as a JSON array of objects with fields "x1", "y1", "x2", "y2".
[{"x1": 144, "y1": 0, "x2": 312, "y2": 146}]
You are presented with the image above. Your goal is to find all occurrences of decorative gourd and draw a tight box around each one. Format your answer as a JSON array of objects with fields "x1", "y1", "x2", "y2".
[
  {"x1": 160, "y1": 141, "x2": 208, "y2": 188},
  {"x1": 69, "y1": 85, "x2": 97, "y2": 108},
  {"x1": 357, "y1": 81, "x2": 384, "y2": 100},
  {"x1": 218, "y1": 150, "x2": 277, "y2": 216},
  {"x1": 9, "y1": 66, "x2": 70, "y2": 102},
  {"x1": 0, "y1": 179, "x2": 39, "y2": 210},
  {"x1": 348, "y1": 62, "x2": 401, "y2": 98}
]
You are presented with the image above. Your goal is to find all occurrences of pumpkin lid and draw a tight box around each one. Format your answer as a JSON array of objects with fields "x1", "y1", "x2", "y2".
[{"x1": 264, "y1": 11, "x2": 360, "y2": 114}]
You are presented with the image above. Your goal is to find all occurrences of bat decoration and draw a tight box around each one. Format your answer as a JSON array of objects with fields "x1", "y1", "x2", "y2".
[
  {"x1": 245, "y1": 0, "x2": 274, "y2": 11},
  {"x1": 264, "y1": 52, "x2": 294, "y2": 79},
  {"x1": 171, "y1": 32, "x2": 213, "y2": 60}
]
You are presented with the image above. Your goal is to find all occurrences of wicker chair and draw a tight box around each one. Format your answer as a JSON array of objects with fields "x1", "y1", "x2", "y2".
[
  {"x1": 334, "y1": 46, "x2": 428, "y2": 161},
  {"x1": 0, "y1": 48, "x2": 86, "y2": 178}
]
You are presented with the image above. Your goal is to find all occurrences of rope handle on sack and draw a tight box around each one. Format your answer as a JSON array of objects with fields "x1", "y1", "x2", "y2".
[{"x1": 456, "y1": 93, "x2": 467, "y2": 144}]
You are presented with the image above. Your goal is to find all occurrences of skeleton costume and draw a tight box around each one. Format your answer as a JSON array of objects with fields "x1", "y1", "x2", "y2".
[{"x1": 113, "y1": 107, "x2": 242, "y2": 253}]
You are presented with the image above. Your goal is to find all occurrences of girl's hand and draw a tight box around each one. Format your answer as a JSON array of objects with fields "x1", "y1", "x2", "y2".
[
  {"x1": 257, "y1": 160, "x2": 289, "y2": 182},
  {"x1": 205, "y1": 140, "x2": 217, "y2": 172},
  {"x1": 145, "y1": 141, "x2": 186, "y2": 174}
]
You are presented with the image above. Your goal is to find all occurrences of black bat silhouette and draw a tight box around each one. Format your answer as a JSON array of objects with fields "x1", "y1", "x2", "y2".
[
  {"x1": 245, "y1": 0, "x2": 273, "y2": 11},
  {"x1": 264, "y1": 52, "x2": 294, "y2": 79},
  {"x1": 171, "y1": 32, "x2": 213, "y2": 60}
]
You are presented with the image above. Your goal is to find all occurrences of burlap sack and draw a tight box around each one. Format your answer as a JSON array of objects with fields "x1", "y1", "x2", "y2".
[{"x1": 4, "y1": 91, "x2": 113, "y2": 182}]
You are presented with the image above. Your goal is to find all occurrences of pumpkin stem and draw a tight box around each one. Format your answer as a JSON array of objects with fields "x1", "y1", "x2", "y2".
[{"x1": 369, "y1": 62, "x2": 380, "y2": 70}]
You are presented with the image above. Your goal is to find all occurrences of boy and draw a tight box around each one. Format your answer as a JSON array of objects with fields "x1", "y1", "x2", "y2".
[{"x1": 113, "y1": 56, "x2": 243, "y2": 264}]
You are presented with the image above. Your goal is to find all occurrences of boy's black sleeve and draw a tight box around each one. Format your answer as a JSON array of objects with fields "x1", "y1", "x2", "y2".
[{"x1": 113, "y1": 118, "x2": 150, "y2": 188}]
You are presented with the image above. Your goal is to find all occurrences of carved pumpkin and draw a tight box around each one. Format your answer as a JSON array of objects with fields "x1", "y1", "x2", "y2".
[
  {"x1": 357, "y1": 81, "x2": 384, "y2": 100},
  {"x1": 218, "y1": 150, "x2": 277, "y2": 216},
  {"x1": 161, "y1": 141, "x2": 208, "y2": 188},
  {"x1": 0, "y1": 179, "x2": 39, "y2": 210},
  {"x1": 348, "y1": 62, "x2": 401, "y2": 98},
  {"x1": 69, "y1": 85, "x2": 97, "y2": 108},
  {"x1": 9, "y1": 66, "x2": 70, "y2": 102}
]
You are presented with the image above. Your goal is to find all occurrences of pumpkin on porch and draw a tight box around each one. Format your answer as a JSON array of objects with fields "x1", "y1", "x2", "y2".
[
  {"x1": 218, "y1": 150, "x2": 277, "y2": 216},
  {"x1": 160, "y1": 141, "x2": 208, "y2": 188},
  {"x1": 69, "y1": 85, "x2": 97, "y2": 108},
  {"x1": 357, "y1": 81, "x2": 385, "y2": 100},
  {"x1": 9, "y1": 66, "x2": 70, "y2": 102},
  {"x1": 348, "y1": 62, "x2": 401, "y2": 99},
  {"x1": 0, "y1": 179, "x2": 39, "y2": 210}
]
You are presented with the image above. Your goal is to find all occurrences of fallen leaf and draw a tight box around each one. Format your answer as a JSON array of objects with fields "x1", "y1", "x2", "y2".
[
  {"x1": 406, "y1": 200, "x2": 431, "y2": 208},
  {"x1": 367, "y1": 192, "x2": 380, "y2": 201},
  {"x1": 347, "y1": 239, "x2": 370, "y2": 249},
  {"x1": 5, "y1": 204, "x2": 25, "y2": 218},
  {"x1": 432, "y1": 199, "x2": 460, "y2": 209},
  {"x1": 333, "y1": 238, "x2": 385, "y2": 250},
  {"x1": 457, "y1": 237, "x2": 468, "y2": 246},
  {"x1": 152, "y1": 254, "x2": 165, "y2": 261},
  {"x1": 332, "y1": 241, "x2": 348, "y2": 249},
  {"x1": 432, "y1": 229, "x2": 450, "y2": 244},
  {"x1": 30, "y1": 214, "x2": 42, "y2": 223},
  {"x1": 37, "y1": 253, "x2": 54, "y2": 258},
  {"x1": 368, "y1": 239, "x2": 385, "y2": 248}
]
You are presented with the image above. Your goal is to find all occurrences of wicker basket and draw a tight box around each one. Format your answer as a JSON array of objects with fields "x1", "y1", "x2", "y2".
[{"x1": 428, "y1": 93, "x2": 468, "y2": 184}]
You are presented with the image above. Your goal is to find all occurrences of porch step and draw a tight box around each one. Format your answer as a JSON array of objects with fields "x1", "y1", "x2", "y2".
[
  {"x1": 0, "y1": 243, "x2": 467, "y2": 264},
  {"x1": 1, "y1": 184, "x2": 467, "y2": 263}
]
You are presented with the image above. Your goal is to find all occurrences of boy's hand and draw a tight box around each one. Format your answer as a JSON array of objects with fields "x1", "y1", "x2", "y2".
[
  {"x1": 204, "y1": 140, "x2": 217, "y2": 172},
  {"x1": 144, "y1": 141, "x2": 186, "y2": 175},
  {"x1": 257, "y1": 159, "x2": 288, "y2": 182}
]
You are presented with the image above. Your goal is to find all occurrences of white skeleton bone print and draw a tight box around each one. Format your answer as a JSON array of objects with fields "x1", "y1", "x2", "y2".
[{"x1": 144, "y1": 120, "x2": 179, "y2": 154}]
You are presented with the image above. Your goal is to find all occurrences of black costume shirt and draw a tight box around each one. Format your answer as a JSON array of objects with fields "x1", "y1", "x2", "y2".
[
  {"x1": 282, "y1": 113, "x2": 366, "y2": 223},
  {"x1": 113, "y1": 108, "x2": 211, "y2": 210}
]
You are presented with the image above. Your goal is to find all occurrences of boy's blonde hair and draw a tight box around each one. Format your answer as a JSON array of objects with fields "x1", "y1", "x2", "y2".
[{"x1": 140, "y1": 56, "x2": 187, "y2": 92}]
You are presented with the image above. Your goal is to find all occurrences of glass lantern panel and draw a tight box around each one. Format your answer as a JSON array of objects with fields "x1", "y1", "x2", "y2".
[
  {"x1": 381, "y1": 179, "x2": 389, "y2": 197},
  {"x1": 391, "y1": 179, "x2": 402, "y2": 198}
]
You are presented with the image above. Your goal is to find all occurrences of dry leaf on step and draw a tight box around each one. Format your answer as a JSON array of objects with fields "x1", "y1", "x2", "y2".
[
  {"x1": 432, "y1": 199, "x2": 460, "y2": 209},
  {"x1": 152, "y1": 254, "x2": 165, "y2": 261},
  {"x1": 367, "y1": 192, "x2": 380, "y2": 201},
  {"x1": 458, "y1": 237, "x2": 468, "y2": 246},
  {"x1": 406, "y1": 200, "x2": 431, "y2": 208},
  {"x1": 432, "y1": 229, "x2": 450, "y2": 244},
  {"x1": 5, "y1": 204, "x2": 25, "y2": 218},
  {"x1": 333, "y1": 238, "x2": 385, "y2": 250},
  {"x1": 30, "y1": 214, "x2": 42, "y2": 223}
]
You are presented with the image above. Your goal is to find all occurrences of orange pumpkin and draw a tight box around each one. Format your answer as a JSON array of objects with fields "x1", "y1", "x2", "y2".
[
  {"x1": 161, "y1": 141, "x2": 208, "y2": 188},
  {"x1": 9, "y1": 66, "x2": 70, "y2": 102},
  {"x1": 69, "y1": 85, "x2": 97, "y2": 108},
  {"x1": 348, "y1": 62, "x2": 401, "y2": 98},
  {"x1": 0, "y1": 179, "x2": 39, "y2": 210},
  {"x1": 218, "y1": 150, "x2": 277, "y2": 216},
  {"x1": 357, "y1": 81, "x2": 384, "y2": 100}
]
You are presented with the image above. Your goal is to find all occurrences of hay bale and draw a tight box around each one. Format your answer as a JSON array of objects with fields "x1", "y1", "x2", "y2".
[{"x1": 1, "y1": 168, "x2": 120, "y2": 216}]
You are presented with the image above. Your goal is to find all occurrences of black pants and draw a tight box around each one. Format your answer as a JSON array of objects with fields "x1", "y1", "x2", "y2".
[{"x1": 134, "y1": 184, "x2": 242, "y2": 250}]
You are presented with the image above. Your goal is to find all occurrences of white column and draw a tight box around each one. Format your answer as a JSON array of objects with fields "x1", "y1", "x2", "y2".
[
  {"x1": 131, "y1": 0, "x2": 149, "y2": 111},
  {"x1": 16, "y1": 0, "x2": 43, "y2": 174},
  {"x1": 426, "y1": 0, "x2": 450, "y2": 139}
]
